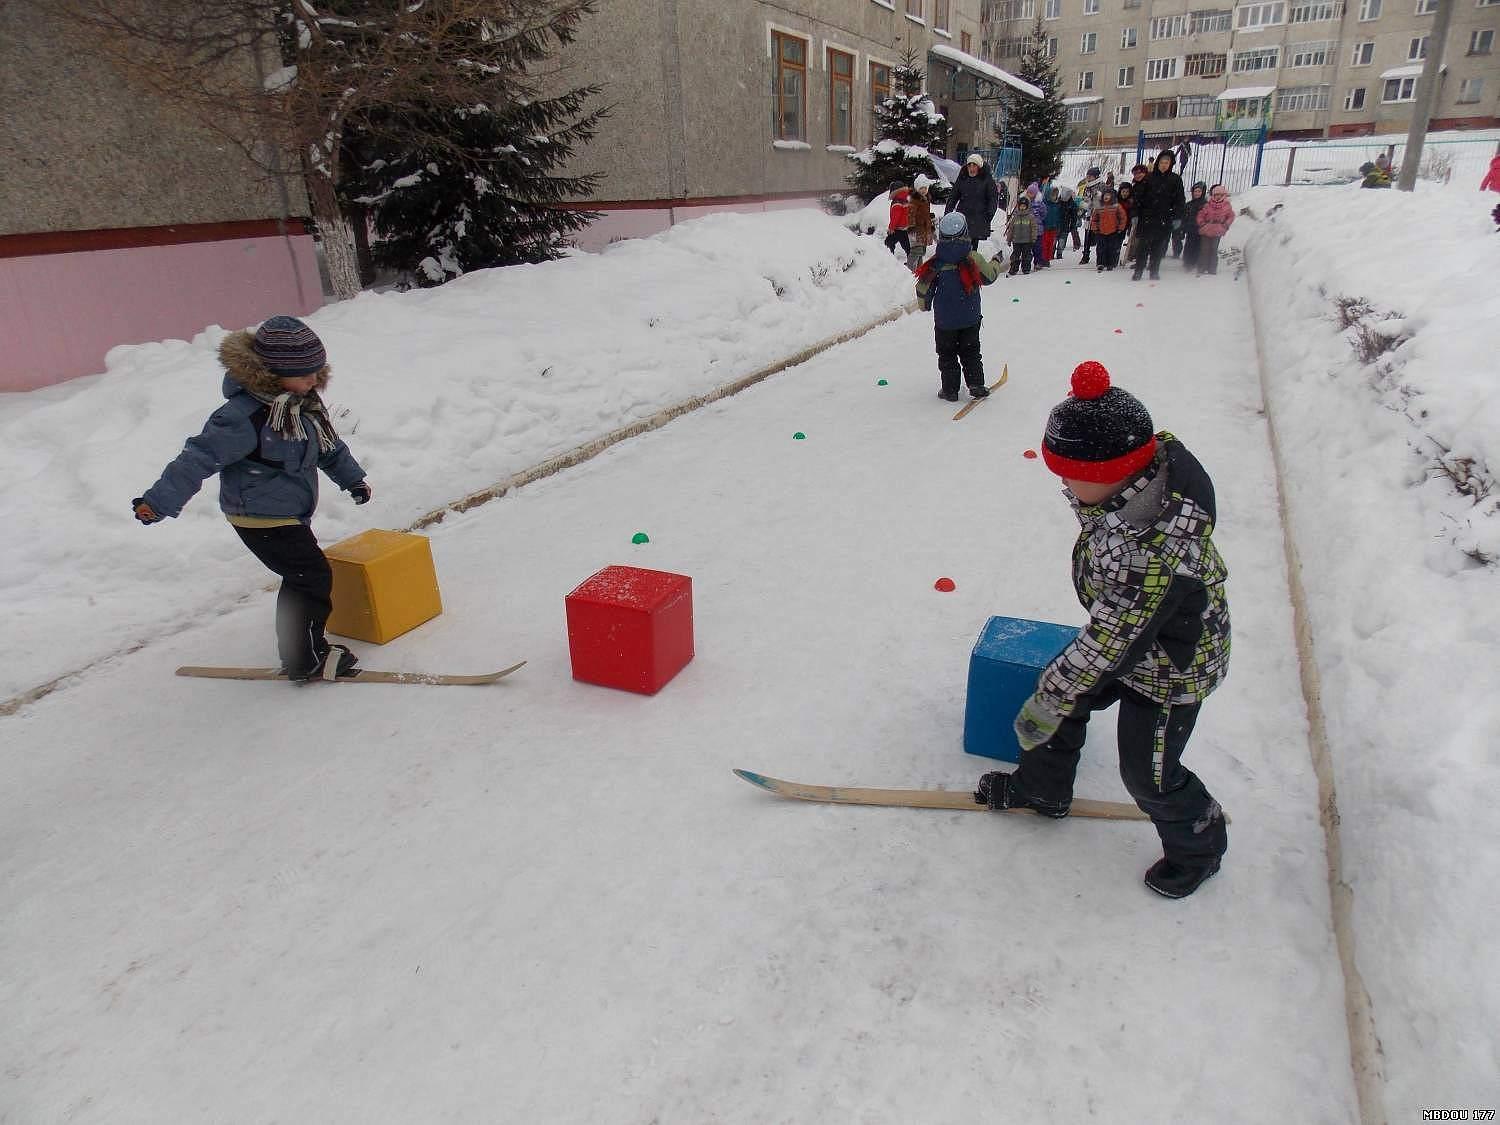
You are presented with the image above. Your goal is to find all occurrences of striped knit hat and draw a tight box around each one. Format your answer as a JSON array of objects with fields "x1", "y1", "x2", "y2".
[
  {"x1": 251, "y1": 316, "x2": 327, "y2": 378},
  {"x1": 1042, "y1": 362, "x2": 1157, "y2": 483}
]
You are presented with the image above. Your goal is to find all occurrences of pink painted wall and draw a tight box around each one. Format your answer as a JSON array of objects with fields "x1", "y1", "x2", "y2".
[
  {"x1": 571, "y1": 196, "x2": 826, "y2": 253},
  {"x1": 1, "y1": 234, "x2": 323, "y2": 392}
]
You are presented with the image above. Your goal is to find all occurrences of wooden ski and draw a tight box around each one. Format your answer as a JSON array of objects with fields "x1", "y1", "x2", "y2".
[
  {"x1": 175, "y1": 660, "x2": 526, "y2": 686},
  {"x1": 951, "y1": 363, "x2": 1008, "y2": 420},
  {"x1": 732, "y1": 768, "x2": 1149, "y2": 821}
]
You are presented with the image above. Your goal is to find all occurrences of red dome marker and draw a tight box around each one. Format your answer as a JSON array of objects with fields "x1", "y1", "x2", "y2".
[
  {"x1": 1136, "y1": 302, "x2": 1144, "y2": 308},
  {"x1": 1023, "y1": 449, "x2": 1038, "y2": 459},
  {"x1": 1114, "y1": 328, "x2": 1123, "y2": 334},
  {"x1": 934, "y1": 577, "x2": 956, "y2": 592}
]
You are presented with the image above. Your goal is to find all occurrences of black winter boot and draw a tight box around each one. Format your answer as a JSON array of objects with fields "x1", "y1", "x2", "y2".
[
  {"x1": 289, "y1": 643, "x2": 361, "y2": 683},
  {"x1": 974, "y1": 772, "x2": 1071, "y2": 818},
  {"x1": 1143, "y1": 857, "x2": 1221, "y2": 899},
  {"x1": 968, "y1": 384, "x2": 990, "y2": 398}
]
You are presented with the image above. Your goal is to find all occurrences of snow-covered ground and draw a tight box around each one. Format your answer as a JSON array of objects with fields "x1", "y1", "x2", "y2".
[{"x1": 3, "y1": 190, "x2": 1497, "y2": 1122}]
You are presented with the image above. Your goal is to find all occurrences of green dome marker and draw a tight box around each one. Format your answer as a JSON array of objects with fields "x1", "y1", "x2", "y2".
[
  {"x1": 1065, "y1": 280, "x2": 1072, "y2": 285},
  {"x1": 1012, "y1": 297, "x2": 1020, "y2": 303},
  {"x1": 793, "y1": 432, "x2": 806, "y2": 440},
  {"x1": 631, "y1": 532, "x2": 649, "y2": 544},
  {"x1": 877, "y1": 379, "x2": 888, "y2": 386}
]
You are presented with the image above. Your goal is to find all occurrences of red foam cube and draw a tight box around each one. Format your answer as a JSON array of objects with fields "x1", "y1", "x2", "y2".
[{"x1": 565, "y1": 565, "x2": 694, "y2": 695}]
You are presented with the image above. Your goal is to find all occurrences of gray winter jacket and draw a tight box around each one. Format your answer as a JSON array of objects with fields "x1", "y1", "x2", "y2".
[{"x1": 141, "y1": 332, "x2": 366, "y2": 521}]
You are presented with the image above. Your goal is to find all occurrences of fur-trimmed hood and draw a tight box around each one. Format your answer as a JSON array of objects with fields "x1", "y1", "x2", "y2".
[{"x1": 218, "y1": 330, "x2": 331, "y2": 400}]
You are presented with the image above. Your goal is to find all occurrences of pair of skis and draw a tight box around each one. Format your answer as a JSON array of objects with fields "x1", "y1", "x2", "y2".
[{"x1": 951, "y1": 363, "x2": 1008, "y2": 420}]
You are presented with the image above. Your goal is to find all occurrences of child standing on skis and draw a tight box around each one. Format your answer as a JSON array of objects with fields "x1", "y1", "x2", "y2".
[
  {"x1": 914, "y1": 211, "x2": 1001, "y2": 402},
  {"x1": 132, "y1": 316, "x2": 372, "y2": 682},
  {"x1": 974, "y1": 361, "x2": 1231, "y2": 899}
]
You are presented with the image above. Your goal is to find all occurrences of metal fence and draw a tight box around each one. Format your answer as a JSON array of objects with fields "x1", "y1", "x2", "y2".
[{"x1": 1059, "y1": 133, "x2": 1500, "y2": 192}]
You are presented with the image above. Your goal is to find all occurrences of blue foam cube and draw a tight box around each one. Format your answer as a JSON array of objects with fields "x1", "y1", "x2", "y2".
[{"x1": 963, "y1": 616, "x2": 1081, "y2": 762}]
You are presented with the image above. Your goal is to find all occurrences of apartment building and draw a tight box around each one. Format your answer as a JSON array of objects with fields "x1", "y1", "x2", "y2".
[
  {"x1": 981, "y1": 0, "x2": 1499, "y2": 142},
  {"x1": 554, "y1": 0, "x2": 1003, "y2": 247}
]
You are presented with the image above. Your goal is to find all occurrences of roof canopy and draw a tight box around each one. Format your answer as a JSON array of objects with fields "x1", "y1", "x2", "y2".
[
  {"x1": 929, "y1": 45, "x2": 1045, "y2": 100},
  {"x1": 1380, "y1": 62, "x2": 1446, "y2": 78},
  {"x1": 1063, "y1": 95, "x2": 1104, "y2": 105},
  {"x1": 1216, "y1": 86, "x2": 1276, "y2": 101}
]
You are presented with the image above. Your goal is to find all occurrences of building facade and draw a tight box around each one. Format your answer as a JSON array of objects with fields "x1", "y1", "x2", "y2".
[
  {"x1": 0, "y1": 6, "x2": 321, "y2": 392},
  {"x1": 982, "y1": 0, "x2": 1499, "y2": 143},
  {"x1": 554, "y1": 0, "x2": 998, "y2": 248}
]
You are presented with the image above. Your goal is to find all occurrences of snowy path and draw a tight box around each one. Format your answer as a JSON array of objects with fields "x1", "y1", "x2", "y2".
[{"x1": 2, "y1": 261, "x2": 1359, "y2": 1123}]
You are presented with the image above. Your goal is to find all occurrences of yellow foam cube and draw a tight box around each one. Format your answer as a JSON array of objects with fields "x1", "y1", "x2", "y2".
[{"x1": 324, "y1": 529, "x2": 442, "y2": 644}]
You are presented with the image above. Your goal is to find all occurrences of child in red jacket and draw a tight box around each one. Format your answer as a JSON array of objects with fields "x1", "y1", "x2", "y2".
[{"x1": 884, "y1": 181, "x2": 912, "y2": 260}]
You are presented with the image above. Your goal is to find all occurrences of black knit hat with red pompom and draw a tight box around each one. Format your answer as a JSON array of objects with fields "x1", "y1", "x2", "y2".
[{"x1": 1042, "y1": 361, "x2": 1157, "y2": 483}]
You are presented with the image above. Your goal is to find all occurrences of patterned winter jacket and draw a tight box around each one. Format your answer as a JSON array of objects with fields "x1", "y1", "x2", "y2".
[
  {"x1": 140, "y1": 332, "x2": 366, "y2": 522},
  {"x1": 1030, "y1": 434, "x2": 1231, "y2": 718}
]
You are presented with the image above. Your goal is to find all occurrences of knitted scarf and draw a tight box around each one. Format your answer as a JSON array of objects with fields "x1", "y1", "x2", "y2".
[{"x1": 246, "y1": 386, "x2": 340, "y2": 453}]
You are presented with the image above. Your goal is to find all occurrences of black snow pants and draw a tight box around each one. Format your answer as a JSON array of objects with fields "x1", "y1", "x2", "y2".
[
  {"x1": 234, "y1": 523, "x2": 335, "y2": 676},
  {"x1": 1009, "y1": 681, "x2": 1228, "y2": 867},
  {"x1": 934, "y1": 323, "x2": 985, "y2": 395}
]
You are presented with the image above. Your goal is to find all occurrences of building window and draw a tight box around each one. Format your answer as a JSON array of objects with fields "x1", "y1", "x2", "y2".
[
  {"x1": 1081, "y1": 31, "x2": 1098, "y2": 51},
  {"x1": 906, "y1": 0, "x2": 923, "y2": 19},
  {"x1": 1189, "y1": 8, "x2": 1235, "y2": 29},
  {"x1": 1045, "y1": 0, "x2": 1062, "y2": 16},
  {"x1": 1118, "y1": 64, "x2": 1136, "y2": 85},
  {"x1": 828, "y1": 48, "x2": 854, "y2": 145},
  {"x1": 961, "y1": 30, "x2": 973, "y2": 51},
  {"x1": 1414, "y1": 0, "x2": 1438, "y2": 11},
  {"x1": 1184, "y1": 51, "x2": 1228, "y2": 75},
  {"x1": 990, "y1": 0, "x2": 1036, "y2": 18},
  {"x1": 1350, "y1": 40, "x2": 1375, "y2": 64},
  {"x1": 1344, "y1": 86, "x2": 1367, "y2": 108},
  {"x1": 1178, "y1": 93, "x2": 1217, "y2": 115},
  {"x1": 1276, "y1": 84, "x2": 1330, "y2": 110},
  {"x1": 1084, "y1": 0, "x2": 1100, "y2": 13},
  {"x1": 1142, "y1": 97, "x2": 1179, "y2": 119},
  {"x1": 1232, "y1": 46, "x2": 1280, "y2": 71},
  {"x1": 1290, "y1": 0, "x2": 1342, "y2": 18},
  {"x1": 1289, "y1": 41, "x2": 1332, "y2": 66},
  {"x1": 772, "y1": 32, "x2": 807, "y2": 141},
  {"x1": 1121, "y1": 26, "x2": 1139, "y2": 47},
  {"x1": 1382, "y1": 75, "x2": 1417, "y2": 101},
  {"x1": 1151, "y1": 14, "x2": 1188, "y2": 36},
  {"x1": 1146, "y1": 55, "x2": 1181, "y2": 79},
  {"x1": 1479, "y1": 0, "x2": 1500, "y2": 7},
  {"x1": 934, "y1": 0, "x2": 950, "y2": 29},
  {"x1": 1236, "y1": 1, "x2": 1286, "y2": 27},
  {"x1": 1047, "y1": 36, "x2": 1059, "y2": 57},
  {"x1": 1408, "y1": 34, "x2": 1428, "y2": 58},
  {"x1": 1457, "y1": 76, "x2": 1485, "y2": 101},
  {"x1": 1067, "y1": 103, "x2": 1094, "y2": 121},
  {"x1": 1358, "y1": 0, "x2": 1381, "y2": 17},
  {"x1": 869, "y1": 60, "x2": 891, "y2": 140},
  {"x1": 1078, "y1": 69, "x2": 1096, "y2": 90},
  {"x1": 1469, "y1": 28, "x2": 1494, "y2": 53},
  {"x1": 1114, "y1": 104, "x2": 1132, "y2": 125},
  {"x1": 1221, "y1": 95, "x2": 1268, "y2": 116}
]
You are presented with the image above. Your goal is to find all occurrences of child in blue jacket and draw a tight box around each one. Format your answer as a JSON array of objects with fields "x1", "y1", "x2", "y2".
[
  {"x1": 914, "y1": 212, "x2": 1001, "y2": 401},
  {"x1": 132, "y1": 316, "x2": 373, "y2": 682}
]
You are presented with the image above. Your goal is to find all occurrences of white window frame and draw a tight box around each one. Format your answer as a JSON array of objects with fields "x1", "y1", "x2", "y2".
[
  {"x1": 1047, "y1": 35, "x2": 1059, "y2": 57},
  {"x1": 1151, "y1": 14, "x2": 1188, "y2": 37},
  {"x1": 1236, "y1": 1, "x2": 1287, "y2": 27},
  {"x1": 1045, "y1": 0, "x2": 1062, "y2": 18},
  {"x1": 1456, "y1": 76, "x2": 1484, "y2": 101},
  {"x1": 1343, "y1": 86, "x2": 1367, "y2": 109},
  {"x1": 1067, "y1": 103, "x2": 1095, "y2": 122},
  {"x1": 1276, "y1": 84, "x2": 1330, "y2": 110},
  {"x1": 1114, "y1": 104, "x2": 1132, "y2": 125},
  {"x1": 1178, "y1": 93, "x2": 1217, "y2": 115},
  {"x1": 1408, "y1": 34, "x2": 1428, "y2": 59},
  {"x1": 1184, "y1": 51, "x2": 1228, "y2": 75},
  {"x1": 1146, "y1": 56, "x2": 1180, "y2": 79},
  {"x1": 1290, "y1": 0, "x2": 1342, "y2": 19},
  {"x1": 1078, "y1": 69, "x2": 1096, "y2": 90},
  {"x1": 1081, "y1": 30, "x2": 1098, "y2": 52},
  {"x1": 1189, "y1": 8, "x2": 1235, "y2": 30},
  {"x1": 1468, "y1": 28, "x2": 1494, "y2": 53},
  {"x1": 1382, "y1": 75, "x2": 1416, "y2": 101},
  {"x1": 1414, "y1": 0, "x2": 1438, "y2": 12},
  {"x1": 1118, "y1": 64, "x2": 1136, "y2": 85},
  {"x1": 1121, "y1": 26, "x2": 1139, "y2": 47},
  {"x1": 1358, "y1": 0, "x2": 1381, "y2": 18},
  {"x1": 1231, "y1": 45, "x2": 1281, "y2": 71},
  {"x1": 1478, "y1": 0, "x2": 1500, "y2": 8},
  {"x1": 1350, "y1": 40, "x2": 1375, "y2": 64},
  {"x1": 1083, "y1": 0, "x2": 1101, "y2": 13},
  {"x1": 1288, "y1": 40, "x2": 1333, "y2": 66}
]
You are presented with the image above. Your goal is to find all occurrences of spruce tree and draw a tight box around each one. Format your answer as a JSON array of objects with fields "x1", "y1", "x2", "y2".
[
  {"x1": 847, "y1": 48, "x2": 951, "y2": 201},
  {"x1": 343, "y1": 86, "x2": 606, "y2": 285},
  {"x1": 1007, "y1": 18, "x2": 1070, "y2": 186}
]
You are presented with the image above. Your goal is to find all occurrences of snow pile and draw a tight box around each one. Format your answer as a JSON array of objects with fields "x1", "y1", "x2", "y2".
[
  {"x1": 0, "y1": 210, "x2": 914, "y2": 700},
  {"x1": 1242, "y1": 181, "x2": 1500, "y2": 1119}
]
